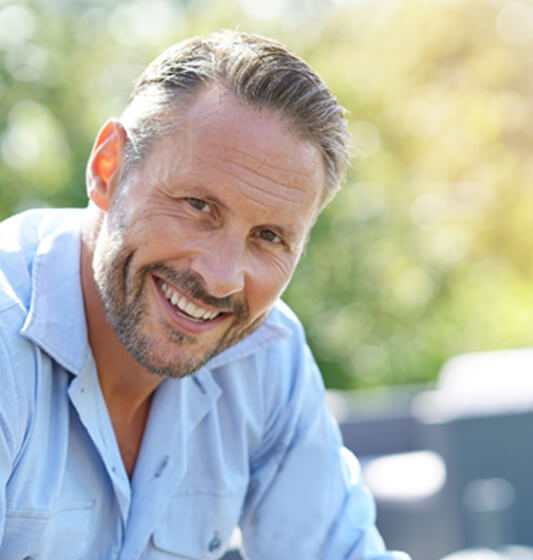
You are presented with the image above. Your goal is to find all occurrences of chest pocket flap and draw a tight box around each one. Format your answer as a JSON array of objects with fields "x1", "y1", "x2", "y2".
[
  {"x1": 150, "y1": 491, "x2": 243, "y2": 560},
  {"x1": 1, "y1": 501, "x2": 94, "y2": 560}
]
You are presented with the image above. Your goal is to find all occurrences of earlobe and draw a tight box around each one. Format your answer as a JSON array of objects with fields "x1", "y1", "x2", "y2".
[{"x1": 86, "y1": 119, "x2": 128, "y2": 212}]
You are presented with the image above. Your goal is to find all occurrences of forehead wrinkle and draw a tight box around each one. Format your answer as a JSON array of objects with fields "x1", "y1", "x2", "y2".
[
  {"x1": 194, "y1": 150, "x2": 312, "y2": 206},
  {"x1": 220, "y1": 164, "x2": 306, "y2": 206},
  {"x1": 223, "y1": 157, "x2": 315, "y2": 200},
  {"x1": 240, "y1": 189, "x2": 296, "y2": 214},
  {"x1": 219, "y1": 141, "x2": 320, "y2": 181},
  {"x1": 219, "y1": 149, "x2": 322, "y2": 199}
]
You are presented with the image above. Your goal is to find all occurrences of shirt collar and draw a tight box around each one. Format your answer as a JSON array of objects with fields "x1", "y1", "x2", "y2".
[
  {"x1": 204, "y1": 310, "x2": 292, "y2": 370},
  {"x1": 19, "y1": 210, "x2": 293, "y2": 376},
  {"x1": 20, "y1": 211, "x2": 90, "y2": 376}
]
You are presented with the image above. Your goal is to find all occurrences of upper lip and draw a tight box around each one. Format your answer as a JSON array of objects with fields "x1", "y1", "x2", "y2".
[{"x1": 155, "y1": 276, "x2": 224, "y2": 321}]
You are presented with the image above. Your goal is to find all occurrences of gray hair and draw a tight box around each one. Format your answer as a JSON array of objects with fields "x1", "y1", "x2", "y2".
[{"x1": 120, "y1": 30, "x2": 351, "y2": 208}]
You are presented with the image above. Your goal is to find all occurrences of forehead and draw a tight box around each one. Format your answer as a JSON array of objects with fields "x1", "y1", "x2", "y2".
[{"x1": 141, "y1": 86, "x2": 325, "y2": 223}]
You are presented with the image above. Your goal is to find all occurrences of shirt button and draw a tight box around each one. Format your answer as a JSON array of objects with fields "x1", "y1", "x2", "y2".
[{"x1": 208, "y1": 533, "x2": 221, "y2": 552}]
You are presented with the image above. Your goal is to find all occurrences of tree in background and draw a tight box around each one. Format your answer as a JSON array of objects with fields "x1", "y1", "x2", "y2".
[{"x1": 2, "y1": 0, "x2": 533, "y2": 389}]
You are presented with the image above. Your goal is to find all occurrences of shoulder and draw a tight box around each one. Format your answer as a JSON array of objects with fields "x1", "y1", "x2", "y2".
[
  {"x1": 0, "y1": 209, "x2": 54, "y2": 367},
  {"x1": 0, "y1": 307, "x2": 37, "y2": 462},
  {"x1": 0, "y1": 208, "x2": 83, "y2": 313},
  {"x1": 0, "y1": 208, "x2": 84, "y2": 446},
  {"x1": 263, "y1": 300, "x2": 325, "y2": 401},
  {"x1": 262, "y1": 300, "x2": 318, "y2": 380}
]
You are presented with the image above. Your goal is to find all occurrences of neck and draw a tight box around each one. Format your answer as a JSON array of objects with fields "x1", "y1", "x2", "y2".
[
  {"x1": 81, "y1": 208, "x2": 164, "y2": 478},
  {"x1": 80, "y1": 211, "x2": 162, "y2": 417}
]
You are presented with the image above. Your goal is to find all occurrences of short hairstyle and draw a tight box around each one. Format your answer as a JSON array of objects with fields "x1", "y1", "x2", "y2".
[{"x1": 120, "y1": 30, "x2": 351, "y2": 208}]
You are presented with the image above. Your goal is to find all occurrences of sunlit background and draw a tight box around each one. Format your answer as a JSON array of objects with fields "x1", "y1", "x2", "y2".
[
  {"x1": 3, "y1": 0, "x2": 533, "y2": 390},
  {"x1": 3, "y1": 0, "x2": 533, "y2": 558}
]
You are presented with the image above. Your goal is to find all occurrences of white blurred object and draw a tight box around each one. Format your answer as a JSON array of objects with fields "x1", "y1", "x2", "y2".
[
  {"x1": 442, "y1": 550, "x2": 505, "y2": 560},
  {"x1": 442, "y1": 546, "x2": 533, "y2": 560},
  {"x1": 362, "y1": 450, "x2": 446, "y2": 502},
  {"x1": 413, "y1": 349, "x2": 533, "y2": 422},
  {"x1": 500, "y1": 546, "x2": 533, "y2": 559}
]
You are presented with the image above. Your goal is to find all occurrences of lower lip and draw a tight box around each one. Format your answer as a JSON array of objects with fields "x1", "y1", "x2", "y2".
[{"x1": 151, "y1": 275, "x2": 230, "y2": 335}]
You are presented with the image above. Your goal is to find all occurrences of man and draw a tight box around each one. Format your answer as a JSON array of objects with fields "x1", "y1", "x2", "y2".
[{"x1": 0, "y1": 31, "x2": 409, "y2": 559}]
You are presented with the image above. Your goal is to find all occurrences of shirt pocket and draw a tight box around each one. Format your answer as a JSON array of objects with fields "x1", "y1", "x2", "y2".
[
  {"x1": 1, "y1": 500, "x2": 95, "y2": 560},
  {"x1": 149, "y1": 491, "x2": 243, "y2": 560}
]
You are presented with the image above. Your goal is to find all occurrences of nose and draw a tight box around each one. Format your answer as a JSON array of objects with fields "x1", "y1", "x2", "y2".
[{"x1": 190, "y1": 235, "x2": 246, "y2": 299}]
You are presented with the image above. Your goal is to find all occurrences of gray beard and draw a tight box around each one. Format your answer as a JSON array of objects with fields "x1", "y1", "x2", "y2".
[{"x1": 93, "y1": 244, "x2": 263, "y2": 379}]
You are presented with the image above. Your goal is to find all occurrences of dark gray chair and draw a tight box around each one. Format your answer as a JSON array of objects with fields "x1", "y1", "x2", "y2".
[{"x1": 413, "y1": 350, "x2": 533, "y2": 551}]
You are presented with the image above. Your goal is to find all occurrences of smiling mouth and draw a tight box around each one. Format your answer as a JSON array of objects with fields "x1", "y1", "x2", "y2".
[{"x1": 156, "y1": 277, "x2": 224, "y2": 322}]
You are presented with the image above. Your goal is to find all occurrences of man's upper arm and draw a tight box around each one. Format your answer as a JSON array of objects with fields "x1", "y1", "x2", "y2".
[
  {"x1": 238, "y1": 336, "x2": 410, "y2": 560},
  {"x1": 0, "y1": 327, "x2": 32, "y2": 544}
]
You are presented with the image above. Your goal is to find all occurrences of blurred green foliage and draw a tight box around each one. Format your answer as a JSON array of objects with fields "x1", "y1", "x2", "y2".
[{"x1": 2, "y1": 0, "x2": 533, "y2": 389}]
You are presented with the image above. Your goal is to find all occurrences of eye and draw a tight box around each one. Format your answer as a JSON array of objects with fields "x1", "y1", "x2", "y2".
[
  {"x1": 187, "y1": 198, "x2": 212, "y2": 213},
  {"x1": 258, "y1": 229, "x2": 282, "y2": 244}
]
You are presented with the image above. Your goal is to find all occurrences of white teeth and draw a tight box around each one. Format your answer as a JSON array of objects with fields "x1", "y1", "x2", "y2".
[
  {"x1": 159, "y1": 280, "x2": 218, "y2": 321},
  {"x1": 177, "y1": 295, "x2": 188, "y2": 310},
  {"x1": 185, "y1": 301, "x2": 197, "y2": 316}
]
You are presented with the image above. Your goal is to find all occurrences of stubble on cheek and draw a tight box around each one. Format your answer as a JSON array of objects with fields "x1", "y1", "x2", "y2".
[{"x1": 92, "y1": 224, "x2": 271, "y2": 378}]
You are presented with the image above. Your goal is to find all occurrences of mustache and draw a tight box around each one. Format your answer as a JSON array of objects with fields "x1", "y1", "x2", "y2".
[{"x1": 147, "y1": 263, "x2": 248, "y2": 319}]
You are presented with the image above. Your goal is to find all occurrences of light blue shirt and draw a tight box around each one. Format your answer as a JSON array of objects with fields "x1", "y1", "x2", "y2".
[{"x1": 0, "y1": 208, "x2": 409, "y2": 560}]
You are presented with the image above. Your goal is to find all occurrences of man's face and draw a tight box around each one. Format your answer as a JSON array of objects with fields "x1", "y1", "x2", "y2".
[{"x1": 92, "y1": 86, "x2": 325, "y2": 378}]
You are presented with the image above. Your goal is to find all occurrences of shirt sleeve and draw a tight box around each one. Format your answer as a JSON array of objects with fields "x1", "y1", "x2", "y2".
[
  {"x1": 238, "y1": 337, "x2": 411, "y2": 560},
  {"x1": 0, "y1": 331, "x2": 31, "y2": 545}
]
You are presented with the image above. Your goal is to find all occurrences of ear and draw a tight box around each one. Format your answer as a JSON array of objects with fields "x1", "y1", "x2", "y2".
[{"x1": 86, "y1": 119, "x2": 128, "y2": 212}]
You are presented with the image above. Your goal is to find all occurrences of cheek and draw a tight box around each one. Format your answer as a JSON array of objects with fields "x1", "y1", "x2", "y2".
[
  {"x1": 122, "y1": 214, "x2": 184, "y2": 261},
  {"x1": 247, "y1": 263, "x2": 295, "y2": 314},
  {"x1": 127, "y1": 199, "x2": 208, "y2": 254}
]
